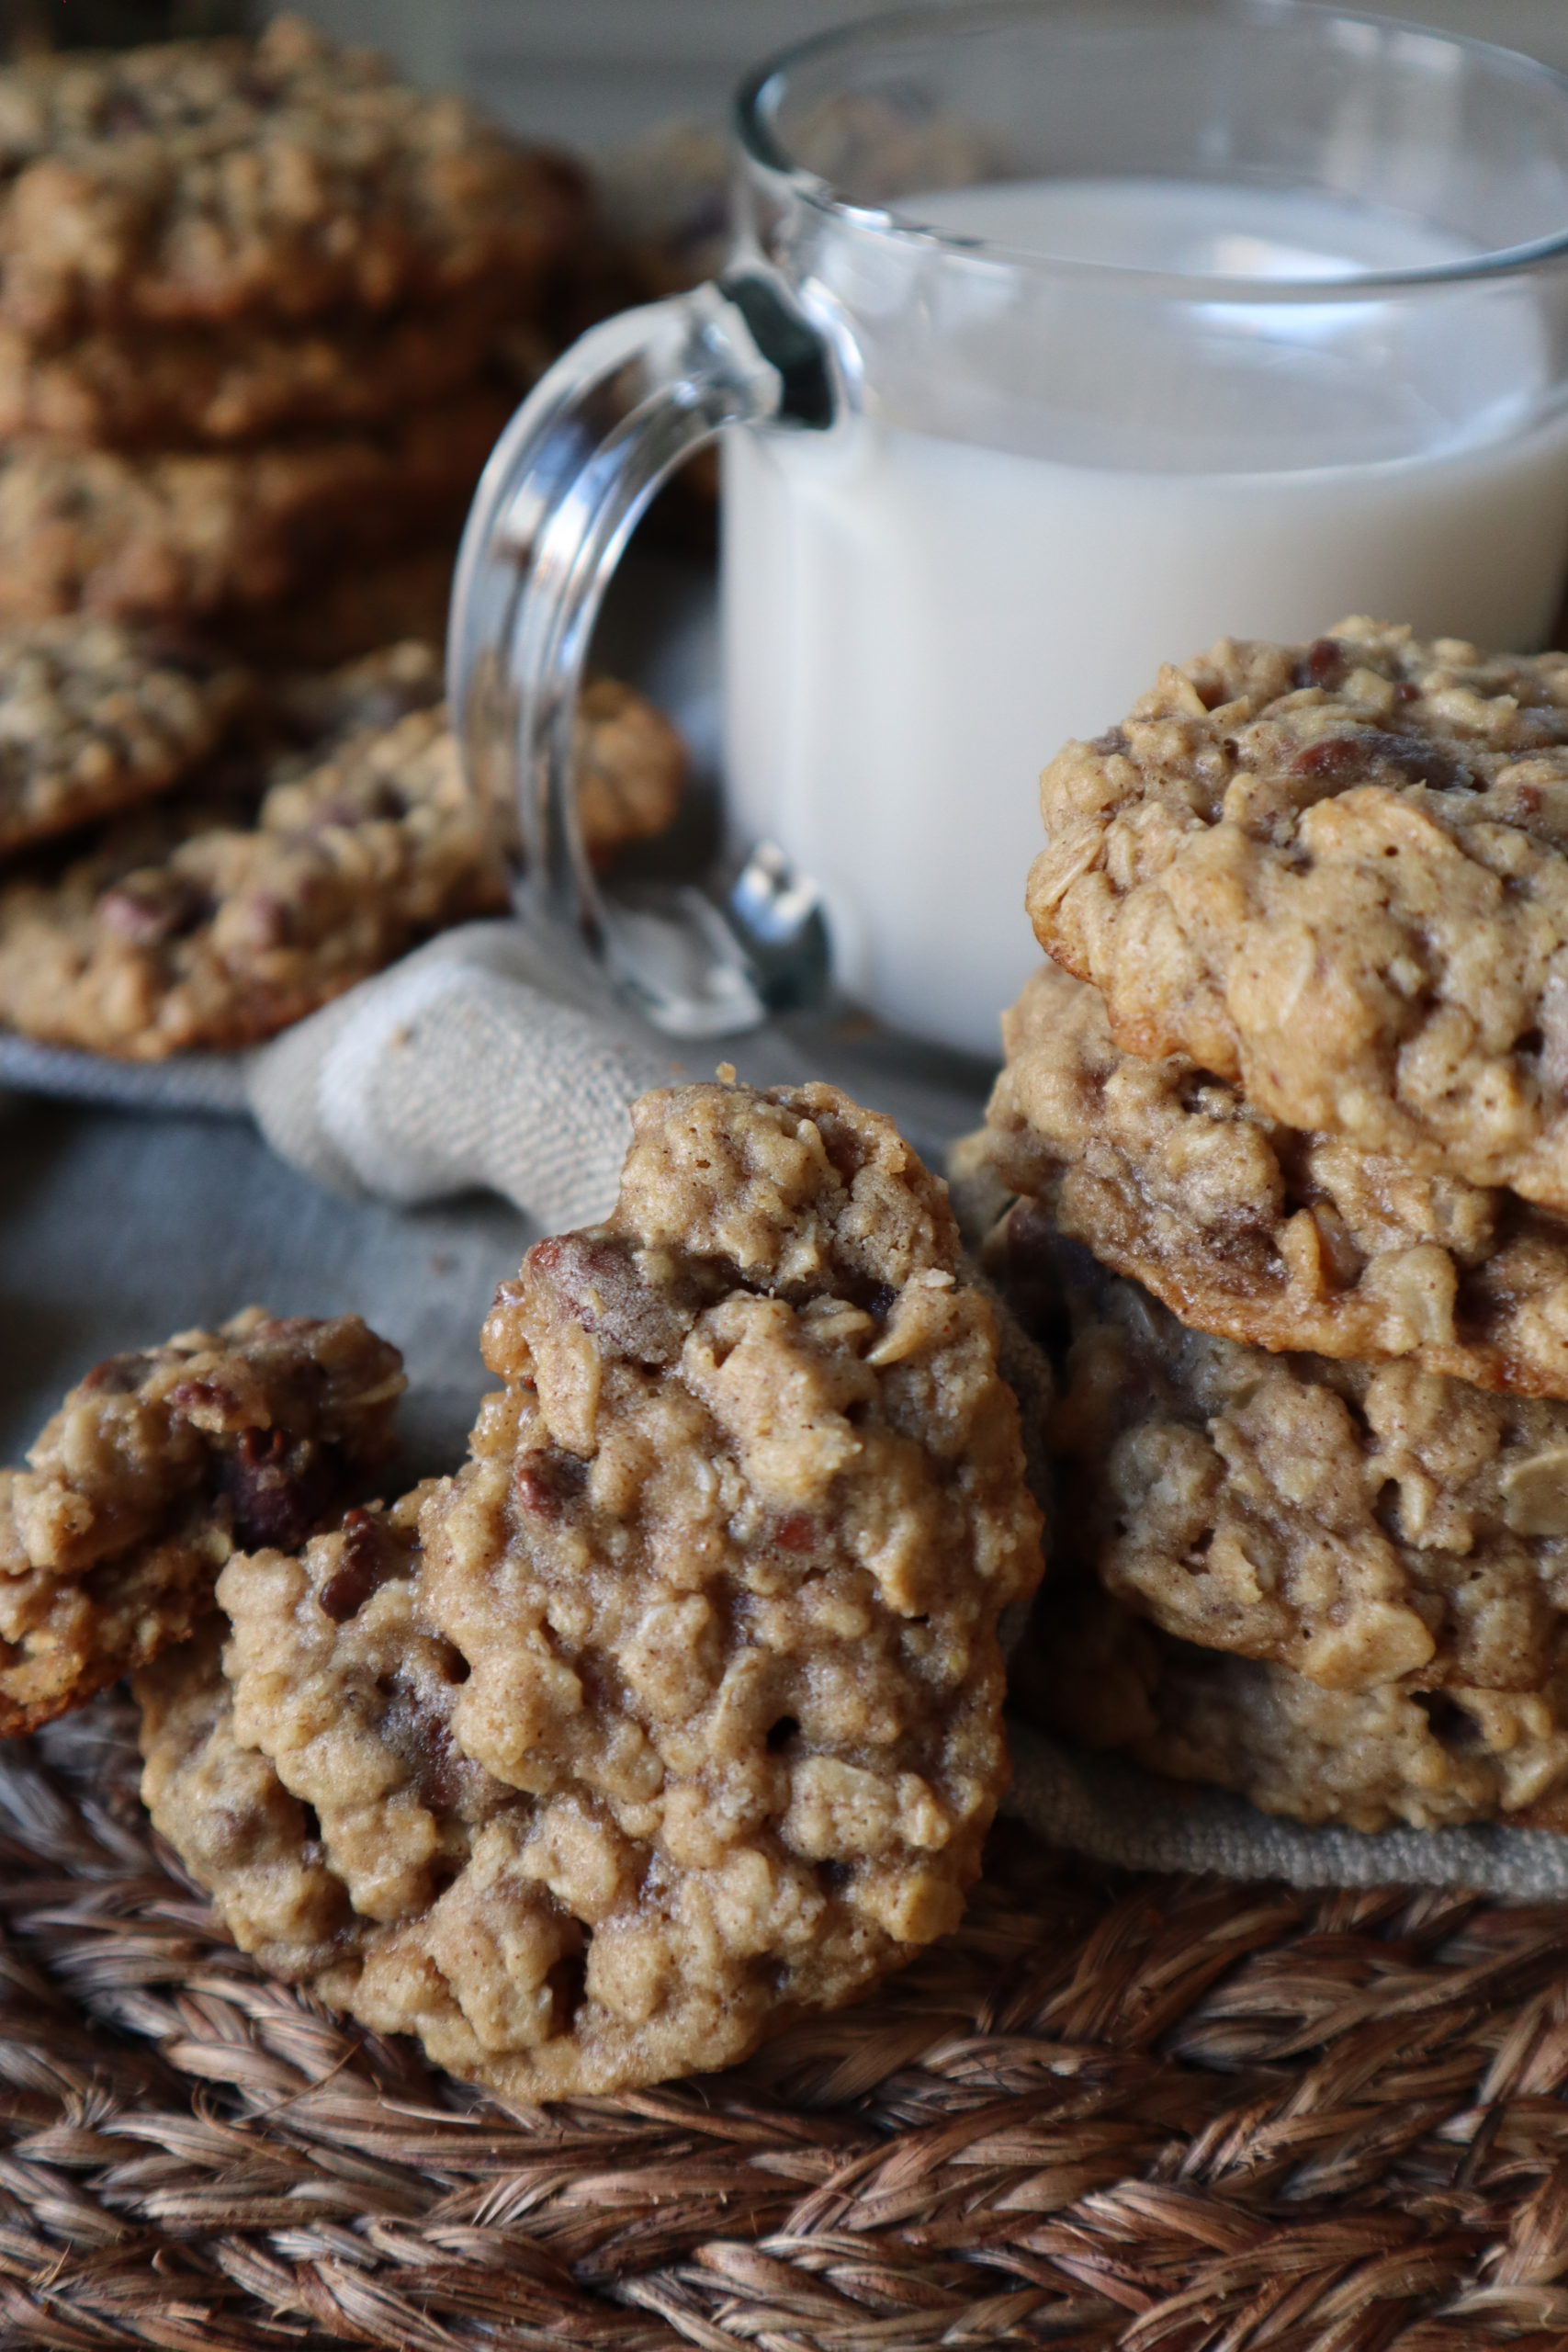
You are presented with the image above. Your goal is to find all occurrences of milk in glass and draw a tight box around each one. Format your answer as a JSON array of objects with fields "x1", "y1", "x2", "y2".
[{"x1": 723, "y1": 179, "x2": 1568, "y2": 1054}]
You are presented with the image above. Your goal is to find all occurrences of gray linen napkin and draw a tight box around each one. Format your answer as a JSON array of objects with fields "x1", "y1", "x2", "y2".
[{"x1": 6, "y1": 919, "x2": 1567, "y2": 1896}]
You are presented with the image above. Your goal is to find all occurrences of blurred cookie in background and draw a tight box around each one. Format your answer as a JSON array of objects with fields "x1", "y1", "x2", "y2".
[{"x1": 0, "y1": 15, "x2": 588, "y2": 644}]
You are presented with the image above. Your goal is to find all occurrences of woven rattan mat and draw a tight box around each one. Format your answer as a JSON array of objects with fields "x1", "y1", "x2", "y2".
[{"x1": 0, "y1": 1697, "x2": 1563, "y2": 2349}]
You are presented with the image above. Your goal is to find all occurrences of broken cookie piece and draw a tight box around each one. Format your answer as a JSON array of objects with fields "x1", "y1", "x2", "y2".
[
  {"x1": 140, "y1": 1081, "x2": 1045, "y2": 2100},
  {"x1": 3, "y1": 1307, "x2": 403, "y2": 1736}
]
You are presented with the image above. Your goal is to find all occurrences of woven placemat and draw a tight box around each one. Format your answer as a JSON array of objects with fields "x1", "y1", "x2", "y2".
[{"x1": 2, "y1": 1701, "x2": 1567, "y2": 2348}]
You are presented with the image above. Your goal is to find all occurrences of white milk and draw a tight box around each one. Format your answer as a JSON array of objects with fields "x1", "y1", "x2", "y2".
[{"x1": 722, "y1": 179, "x2": 1568, "y2": 1055}]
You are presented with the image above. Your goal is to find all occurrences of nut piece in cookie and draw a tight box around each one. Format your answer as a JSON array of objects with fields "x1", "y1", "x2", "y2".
[
  {"x1": 0, "y1": 618, "x2": 250, "y2": 859},
  {"x1": 978, "y1": 962, "x2": 1568, "y2": 1398},
  {"x1": 142, "y1": 1082, "x2": 1045, "y2": 2100},
  {"x1": 3, "y1": 1308, "x2": 404, "y2": 1738},
  {"x1": 1021, "y1": 1577, "x2": 1568, "y2": 1834},
  {"x1": 1027, "y1": 617, "x2": 1568, "y2": 1206},
  {"x1": 1025, "y1": 1229, "x2": 1568, "y2": 1698}
]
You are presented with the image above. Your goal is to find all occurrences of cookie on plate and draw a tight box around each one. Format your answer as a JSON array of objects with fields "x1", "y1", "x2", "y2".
[
  {"x1": 1028, "y1": 1231, "x2": 1568, "y2": 1697},
  {"x1": 1023, "y1": 1576, "x2": 1568, "y2": 1835},
  {"x1": 1027, "y1": 617, "x2": 1568, "y2": 1207},
  {"x1": 2, "y1": 1308, "x2": 403, "y2": 1738},
  {"x1": 0, "y1": 616, "x2": 248, "y2": 857},
  {"x1": 0, "y1": 669, "x2": 682, "y2": 1057},
  {"x1": 979, "y1": 961, "x2": 1568, "y2": 1398},
  {"x1": 570, "y1": 676, "x2": 689, "y2": 857},
  {"x1": 0, "y1": 16, "x2": 589, "y2": 336},
  {"x1": 0, "y1": 702, "x2": 507, "y2": 1057},
  {"x1": 141, "y1": 1080, "x2": 1045, "y2": 2099}
]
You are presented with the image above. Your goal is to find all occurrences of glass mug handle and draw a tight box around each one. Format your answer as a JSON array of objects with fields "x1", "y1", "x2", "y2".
[{"x1": 447, "y1": 273, "x2": 835, "y2": 1038}]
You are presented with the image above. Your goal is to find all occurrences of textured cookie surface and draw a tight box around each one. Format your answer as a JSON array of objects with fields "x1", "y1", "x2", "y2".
[
  {"x1": 2, "y1": 1308, "x2": 403, "y2": 1738},
  {"x1": 0, "y1": 15, "x2": 587, "y2": 335},
  {"x1": 0, "y1": 293, "x2": 516, "y2": 448},
  {"x1": 1022, "y1": 1576, "x2": 1568, "y2": 1834},
  {"x1": 1027, "y1": 618, "x2": 1568, "y2": 1207},
  {"x1": 0, "y1": 701, "x2": 506, "y2": 1057},
  {"x1": 0, "y1": 666, "x2": 681, "y2": 1057},
  {"x1": 137, "y1": 1619, "x2": 362, "y2": 1984},
  {"x1": 980, "y1": 962, "x2": 1568, "y2": 1397},
  {"x1": 1024, "y1": 1234, "x2": 1568, "y2": 1696},
  {"x1": 142, "y1": 1081, "x2": 1045, "y2": 2100},
  {"x1": 0, "y1": 617, "x2": 248, "y2": 856},
  {"x1": 0, "y1": 388, "x2": 508, "y2": 624}
]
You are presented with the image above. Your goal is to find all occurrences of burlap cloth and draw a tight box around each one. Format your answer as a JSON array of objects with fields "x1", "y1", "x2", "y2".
[{"x1": 5, "y1": 916, "x2": 1566, "y2": 1900}]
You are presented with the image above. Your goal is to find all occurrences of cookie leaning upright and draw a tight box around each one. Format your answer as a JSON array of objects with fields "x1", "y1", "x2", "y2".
[
  {"x1": 416, "y1": 1081, "x2": 1043, "y2": 2094},
  {"x1": 1026, "y1": 618, "x2": 1568, "y2": 1204},
  {"x1": 141, "y1": 1080, "x2": 1046, "y2": 2101}
]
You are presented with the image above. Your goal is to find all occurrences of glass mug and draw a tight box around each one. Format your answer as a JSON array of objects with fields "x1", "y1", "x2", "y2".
[{"x1": 450, "y1": 0, "x2": 1568, "y2": 1057}]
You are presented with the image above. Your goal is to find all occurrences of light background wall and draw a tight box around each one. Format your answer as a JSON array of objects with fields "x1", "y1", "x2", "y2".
[{"x1": 288, "y1": 0, "x2": 1568, "y2": 147}]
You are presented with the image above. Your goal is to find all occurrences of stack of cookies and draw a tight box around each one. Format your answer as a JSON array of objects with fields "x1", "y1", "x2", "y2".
[
  {"x1": 974, "y1": 616, "x2": 1568, "y2": 1835},
  {"x1": 0, "y1": 14, "x2": 587, "y2": 659}
]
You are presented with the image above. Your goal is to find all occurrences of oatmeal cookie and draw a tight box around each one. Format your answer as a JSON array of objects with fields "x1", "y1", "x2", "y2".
[
  {"x1": 0, "y1": 702, "x2": 506, "y2": 1057},
  {"x1": 137, "y1": 1622, "x2": 363, "y2": 1984},
  {"x1": 0, "y1": 386, "x2": 510, "y2": 624},
  {"x1": 1024, "y1": 1577, "x2": 1568, "y2": 1834},
  {"x1": 980, "y1": 962, "x2": 1568, "y2": 1397},
  {"x1": 0, "y1": 16, "x2": 589, "y2": 336},
  {"x1": 0, "y1": 671, "x2": 684, "y2": 1057},
  {"x1": 0, "y1": 293, "x2": 519, "y2": 448},
  {"x1": 0, "y1": 616, "x2": 248, "y2": 858},
  {"x1": 410, "y1": 1080, "x2": 1043, "y2": 2096},
  {"x1": 145, "y1": 1083, "x2": 1044, "y2": 2100},
  {"x1": 1021, "y1": 1232, "x2": 1568, "y2": 1695},
  {"x1": 3, "y1": 1307, "x2": 403, "y2": 1738},
  {"x1": 571, "y1": 676, "x2": 687, "y2": 856},
  {"x1": 1027, "y1": 618, "x2": 1568, "y2": 1207}
]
